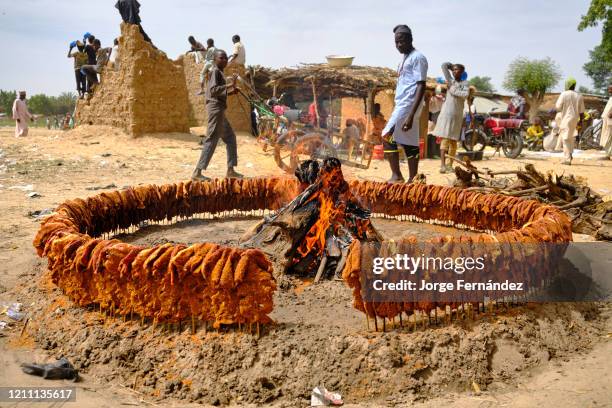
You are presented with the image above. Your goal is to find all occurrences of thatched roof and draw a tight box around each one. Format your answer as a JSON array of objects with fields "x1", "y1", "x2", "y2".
[
  {"x1": 268, "y1": 64, "x2": 398, "y2": 98},
  {"x1": 245, "y1": 65, "x2": 277, "y2": 99}
]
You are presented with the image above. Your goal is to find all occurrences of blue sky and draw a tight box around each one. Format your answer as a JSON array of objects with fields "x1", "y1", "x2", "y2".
[{"x1": 0, "y1": 0, "x2": 603, "y2": 96}]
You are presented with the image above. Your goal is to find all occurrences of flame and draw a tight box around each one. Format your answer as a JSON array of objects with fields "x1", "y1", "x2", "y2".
[{"x1": 296, "y1": 164, "x2": 368, "y2": 259}]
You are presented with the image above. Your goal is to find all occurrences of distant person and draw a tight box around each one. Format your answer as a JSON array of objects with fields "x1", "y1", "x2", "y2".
[
  {"x1": 228, "y1": 35, "x2": 246, "y2": 66},
  {"x1": 525, "y1": 116, "x2": 545, "y2": 150},
  {"x1": 115, "y1": 0, "x2": 153, "y2": 44},
  {"x1": 508, "y1": 89, "x2": 527, "y2": 119},
  {"x1": 369, "y1": 103, "x2": 386, "y2": 143},
  {"x1": 12, "y1": 91, "x2": 33, "y2": 138},
  {"x1": 428, "y1": 85, "x2": 445, "y2": 124},
  {"x1": 382, "y1": 24, "x2": 428, "y2": 183},
  {"x1": 83, "y1": 35, "x2": 97, "y2": 94},
  {"x1": 192, "y1": 49, "x2": 243, "y2": 181},
  {"x1": 80, "y1": 39, "x2": 113, "y2": 94},
  {"x1": 46, "y1": 117, "x2": 51, "y2": 130},
  {"x1": 600, "y1": 84, "x2": 612, "y2": 160},
  {"x1": 84, "y1": 35, "x2": 97, "y2": 64},
  {"x1": 433, "y1": 62, "x2": 470, "y2": 173},
  {"x1": 109, "y1": 38, "x2": 120, "y2": 69},
  {"x1": 343, "y1": 119, "x2": 361, "y2": 160},
  {"x1": 197, "y1": 39, "x2": 217, "y2": 95},
  {"x1": 68, "y1": 40, "x2": 88, "y2": 98},
  {"x1": 555, "y1": 78, "x2": 585, "y2": 165},
  {"x1": 187, "y1": 36, "x2": 206, "y2": 63}
]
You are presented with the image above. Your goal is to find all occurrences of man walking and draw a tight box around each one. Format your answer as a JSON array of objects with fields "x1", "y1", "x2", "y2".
[
  {"x1": 12, "y1": 91, "x2": 33, "y2": 138},
  {"x1": 555, "y1": 77, "x2": 584, "y2": 165},
  {"x1": 192, "y1": 50, "x2": 243, "y2": 181},
  {"x1": 382, "y1": 25, "x2": 428, "y2": 183}
]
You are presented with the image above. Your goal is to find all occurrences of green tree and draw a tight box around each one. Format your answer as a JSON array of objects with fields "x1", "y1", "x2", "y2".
[
  {"x1": 54, "y1": 92, "x2": 77, "y2": 115},
  {"x1": 468, "y1": 76, "x2": 496, "y2": 93},
  {"x1": 578, "y1": 0, "x2": 611, "y2": 92},
  {"x1": 0, "y1": 89, "x2": 17, "y2": 115},
  {"x1": 502, "y1": 57, "x2": 561, "y2": 119},
  {"x1": 27, "y1": 94, "x2": 54, "y2": 116}
]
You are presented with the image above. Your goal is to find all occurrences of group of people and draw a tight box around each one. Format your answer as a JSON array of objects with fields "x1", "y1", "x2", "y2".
[
  {"x1": 65, "y1": 0, "x2": 150, "y2": 99},
  {"x1": 187, "y1": 35, "x2": 246, "y2": 95},
  {"x1": 67, "y1": 34, "x2": 117, "y2": 98}
]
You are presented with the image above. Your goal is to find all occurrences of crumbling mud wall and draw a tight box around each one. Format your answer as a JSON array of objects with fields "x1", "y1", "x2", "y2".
[
  {"x1": 76, "y1": 23, "x2": 190, "y2": 136},
  {"x1": 180, "y1": 53, "x2": 207, "y2": 126},
  {"x1": 181, "y1": 56, "x2": 252, "y2": 132}
]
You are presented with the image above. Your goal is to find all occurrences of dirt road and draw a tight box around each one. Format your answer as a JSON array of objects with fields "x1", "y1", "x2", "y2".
[{"x1": 0, "y1": 126, "x2": 610, "y2": 407}]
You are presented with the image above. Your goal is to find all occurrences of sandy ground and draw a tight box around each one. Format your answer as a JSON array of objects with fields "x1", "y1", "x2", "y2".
[{"x1": 0, "y1": 126, "x2": 611, "y2": 407}]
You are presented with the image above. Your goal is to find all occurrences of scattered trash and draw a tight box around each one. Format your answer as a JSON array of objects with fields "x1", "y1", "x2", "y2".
[
  {"x1": 9, "y1": 184, "x2": 34, "y2": 192},
  {"x1": 101, "y1": 152, "x2": 112, "y2": 157},
  {"x1": 99, "y1": 160, "x2": 108, "y2": 167},
  {"x1": 472, "y1": 381, "x2": 481, "y2": 395},
  {"x1": 1, "y1": 302, "x2": 24, "y2": 321},
  {"x1": 27, "y1": 192, "x2": 42, "y2": 198},
  {"x1": 311, "y1": 386, "x2": 343, "y2": 406},
  {"x1": 21, "y1": 357, "x2": 79, "y2": 381},
  {"x1": 28, "y1": 208, "x2": 54, "y2": 219},
  {"x1": 0, "y1": 321, "x2": 7, "y2": 330},
  {"x1": 246, "y1": 162, "x2": 254, "y2": 168},
  {"x1": 7, "y1": 309, "x2": 25, "y2": 321},
  {"x1": 86, "y1": 183, "x2": 117, "y2": 191}
]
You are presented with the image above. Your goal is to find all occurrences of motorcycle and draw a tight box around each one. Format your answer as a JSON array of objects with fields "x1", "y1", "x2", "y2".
[{"x1": 462, "y1": 113, "x2": 524, "y2": 158}]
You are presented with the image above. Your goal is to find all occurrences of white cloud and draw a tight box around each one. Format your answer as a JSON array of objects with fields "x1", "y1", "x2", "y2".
[{"x1": 0, "y1": 0, "x2": 602, "y2": 95}]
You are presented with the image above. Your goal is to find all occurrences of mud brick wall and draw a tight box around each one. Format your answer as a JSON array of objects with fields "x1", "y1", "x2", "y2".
[
  {"x1": 76, "y1": 23, "x2": 190, "y2": 136},
  {"x1": 181, "y1": 56, "x2": 252, "y2": 133}
]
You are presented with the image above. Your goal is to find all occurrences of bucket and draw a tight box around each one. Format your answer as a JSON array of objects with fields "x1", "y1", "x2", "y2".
[{"x1": 373, "y1": 144, "x2": 384, "y2": 160}]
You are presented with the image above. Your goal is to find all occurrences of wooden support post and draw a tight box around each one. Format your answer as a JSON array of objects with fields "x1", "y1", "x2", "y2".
[
  {"x1": 311, "y1": 78, "x2": 320, "y2": 128},
  {"x1": 420, "y1": 95, "x2": 429, "y2": 159}
]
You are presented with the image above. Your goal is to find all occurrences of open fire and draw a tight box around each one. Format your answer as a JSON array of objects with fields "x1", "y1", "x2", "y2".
[{"x1": 241, "y1": 158, "x2": 380, "y2": 279}]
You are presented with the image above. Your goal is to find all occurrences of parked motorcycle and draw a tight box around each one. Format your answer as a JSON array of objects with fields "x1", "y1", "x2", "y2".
[{"x1": 462, "y1": 114, "x2": 524, "y2": 158}]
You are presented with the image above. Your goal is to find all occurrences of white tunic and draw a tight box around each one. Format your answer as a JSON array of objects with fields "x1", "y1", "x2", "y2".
[
  {"x1": 382, "y1": 49, "x2": 428, "y2": 146},
  {"x1": 600, "y1": 96, "x2": 612, "y2": 150}
]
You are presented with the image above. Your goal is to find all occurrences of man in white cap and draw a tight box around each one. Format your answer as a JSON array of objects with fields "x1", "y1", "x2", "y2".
[
  {"x1": 12, "y1": 91, "x2": 33, "y2": 138},
  {"x1": 555, "y1": 77, "x2": 584, "y2": 165},
  {"x1": 381, "y1": 24, "x2": 428, "y2": 183}
]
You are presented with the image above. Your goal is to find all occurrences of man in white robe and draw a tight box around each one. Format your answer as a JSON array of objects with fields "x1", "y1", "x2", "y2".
[
  {"x1": 599, "y1": 84, "x2": 612, "y2": 160},
  {"x1": 555, "y1": 78, "x2": 584, "y2": 165},
  {"x1": 12, "y1": 91, "x2": 33, "y2": 138},
  {"x1": 382, "y1": 25, "x2": 428, "y2": 183}
]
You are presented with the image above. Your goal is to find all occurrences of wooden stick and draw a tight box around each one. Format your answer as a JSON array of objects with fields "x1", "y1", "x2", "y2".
[{"x1": 506, "y1": 184, "x2": 549, "y2": 196}]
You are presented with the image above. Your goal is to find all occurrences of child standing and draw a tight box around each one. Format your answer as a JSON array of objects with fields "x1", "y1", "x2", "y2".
[{"x1": 433, "y1": 62, "x2": 470, "y2": 173}]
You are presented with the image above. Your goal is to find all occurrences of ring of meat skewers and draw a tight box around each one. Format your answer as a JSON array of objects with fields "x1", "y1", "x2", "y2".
[{"x1": 33, "y1": 177, "x2": 572, "y2": 332}]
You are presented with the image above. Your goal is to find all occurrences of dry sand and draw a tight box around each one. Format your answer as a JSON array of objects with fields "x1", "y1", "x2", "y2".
[{"x1": 0, "y1": 126, "x2": 611, "y2": 407}]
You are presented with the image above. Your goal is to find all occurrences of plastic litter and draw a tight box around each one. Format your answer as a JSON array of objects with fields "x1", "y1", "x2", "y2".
[
  {"x1": 311, "y1": 386, "x2": 343, "y2": 406},
  {"x1": 1, "y1": 302, "x2": 24, "y2": 321},
  {"x1": 21, "y1": 357, "x2": 79, "y2": 381}
]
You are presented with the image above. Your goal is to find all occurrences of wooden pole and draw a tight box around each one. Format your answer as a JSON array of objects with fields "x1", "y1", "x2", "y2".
[
  {"x1": 311, "y1": 78, "x2": 320, "y2": 128},
  {"x1": 420, "y1": 95, "x2": 429, "y2": 159}
]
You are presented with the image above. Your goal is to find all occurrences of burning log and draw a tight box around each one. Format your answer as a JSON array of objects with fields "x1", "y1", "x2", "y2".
[{"x1": 241, "y1": 158, "x2": 381, "y2": 278}]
